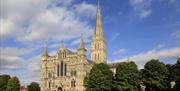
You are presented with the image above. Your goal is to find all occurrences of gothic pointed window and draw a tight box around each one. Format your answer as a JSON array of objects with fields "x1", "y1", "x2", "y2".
[
  {"x1": 48, "y1": 80, "x2": 51, "y2": 88},
  {"x1": 71, "y1": 79, "x2": 76, "y2": 87},
  {"x1": 65, "y1": 64, "x2": 67, "y2": 76},
  {"x1": 98, "y1": 53, "x2": 99, "y2": 60},
  {"x1": 57, "y1": 64, "x2": 59, "y2": 76},
  {"x1": 97, "y1": 43, "x2": 99, "y2": 49},
  {"x1": 95, "y1": 54, "x2": 96, "y2": 60},
  {"x1": 61, "y1": 61, "x2": 63, "y2": 76}
]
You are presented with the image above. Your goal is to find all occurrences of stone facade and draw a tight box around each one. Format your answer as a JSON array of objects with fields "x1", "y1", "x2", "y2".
[
  {"x1": 40, "y1": 38, "x2": 93, "y2": 91},
  {"x1": 40, "y1": 1, "x2": 115, "y2": 91}
]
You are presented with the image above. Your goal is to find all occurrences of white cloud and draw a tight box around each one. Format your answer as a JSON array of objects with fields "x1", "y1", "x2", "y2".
[
  {"x1": 129, "y1": 0, "x2": 179, "y2": 18},
  {"x1": 0, "y1": 0, "x2": 95, "y2": 43},
  {"x1": 113, "y1": 48, "x2": 126, "y2": 55},
  {"x1": 0, "y1": 47, "x2": 33, "y2": 56},
  {"x1": 27, "y1": 55, "x2": 40, "y2": 78},
  {"x1": 156, "y1": 44, "x2": 165, "y2": 49},
  {"x1": 172, "y1": 29, "x2": 180, "y2": 39},
  {"x1": 130, "y1": 0, "x2": 152, "y2": 18},
  {"x1": 139, "y1": 10, "x2": 151, "y2": 18},
  {"x1": 20, "y1": 7, "x2": 93, "y2": 42},
  {"x1": 112, "y1": 46, "x2": 180, "y2": 69},
  {"x1": 75, "y1": 2, "x2": 97, "y2": 18},
  {"x1": 0, "y1": 55, "x2": 23, "y2": 70},
  {"x1": 0, "y1": 47, "x2": 35, "y2": 70},
  {"x1": 0, "y1": 19, "x2": 15, "y2": 39}
]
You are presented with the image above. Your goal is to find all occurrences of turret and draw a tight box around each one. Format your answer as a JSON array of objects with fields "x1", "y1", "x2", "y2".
[
  {"x1": 78, "y1": 34, "x2": 87, "y2": 56},
  {"x1": 41, "y1": 43, "x2": 49, "y2": 61},
  {"x1": 59, "y1": 40, "x2": 65, "y2": 50}
]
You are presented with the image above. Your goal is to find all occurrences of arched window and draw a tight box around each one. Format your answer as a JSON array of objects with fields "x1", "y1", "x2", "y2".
[
  {"x1": 64, "y1": 64, "x2": 67, "y2": 76},
  {"x1": 71, "y1": 79, "x2": 76, "y2": 87},
  {"x1": 57, "y1": 64, "x2": 59, "y2": 76},
  {"x1": 98, "y1": 53, "x2": 99, "y2": 60},
  {"x1": 74, "y1": 70, "x2": 76, "y2": 76},
  {"x1": 48, "y1": 80, "x2": 51, "y2": 88},
  {"x1": 61, "y1": 61, "x2": 63, "y2": 76},
  {"x1": 62, "y1": 51, "x2": 66, "y2": 58},
  {"x1": 95, "y1": 54, "x2": 96, "y2": 60},
  {"x1": 71, "y1": 70, "x2": 76, "y2": 76},
  {"x1": 97, "y1": 43, "x2": 99, "y2": 49},
  {"x1": 64, "y1": 52, "x2": 66, "y2": 58},
  {"x1": 48, "y1": 73, "x2": 52, "y2": 78}
]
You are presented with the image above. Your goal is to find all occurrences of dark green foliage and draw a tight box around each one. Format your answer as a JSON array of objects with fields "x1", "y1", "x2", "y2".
[
  {"x1": 143, "y1": 59, "x2": 170, "y2": 91},
  {"x1": 114, "y1": 61, "x2": 140, "y2": 91},
  {"x1": 0, "y1": 74, "x2": 11, "y2": 91},
  {"x1": 27, "y1": 82, "x2": 40, "y2": 91},
  {"x1": 6, "y1": 76, "x2": 20, "y2": 91},
  {"x1": 84, "y1": 63, "x2": 113, "y2": 91},
  {"x1": 168, "y1": 59, "x2": 180, "y2": 91}
]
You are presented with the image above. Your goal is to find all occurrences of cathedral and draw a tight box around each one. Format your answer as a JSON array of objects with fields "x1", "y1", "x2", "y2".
[{"x1": 40, "y1": 0, "x2": 118, "y2": 91}]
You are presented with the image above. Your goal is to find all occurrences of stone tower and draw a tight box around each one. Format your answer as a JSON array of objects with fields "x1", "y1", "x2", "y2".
[
  {"x1": 40, "y1": 43, "x2": 49, "y2": 91},
  {"x1": 91, "y1": 0, "x2": 107, "y2": 64}
]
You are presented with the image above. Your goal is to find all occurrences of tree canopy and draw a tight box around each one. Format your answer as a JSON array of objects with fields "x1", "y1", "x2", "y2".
[
  {"x1": 27, "y1": 82, "x2": 40, "y2": 91},
  {"x1": 0, "y1": 74, "x2": 11, "y2": 91},
  {"x1": 6, "y1": 76, "x2": 20, "y2": 91},
  {"x1": 167, "y1": 59, "x2": 180, "y2": 91},
  {"x1": 84, "y1": 63, "x2": 113, "y2": 91},
  {"x1": 114, "y1": 61, "x2": 140, "y2": 91},
  {"x1": 142, "y1": 59, "x2": 170, "y2": 91}
]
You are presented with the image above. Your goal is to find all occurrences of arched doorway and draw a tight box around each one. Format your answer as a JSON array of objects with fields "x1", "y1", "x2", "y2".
[{"x1": 58, "y1": 87, "x2": 62, "y2": 91}]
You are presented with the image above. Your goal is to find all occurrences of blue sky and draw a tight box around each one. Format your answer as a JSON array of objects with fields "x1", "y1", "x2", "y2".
[{"x1": 0, "y1": 0, "x2": 180, "y2": 84}]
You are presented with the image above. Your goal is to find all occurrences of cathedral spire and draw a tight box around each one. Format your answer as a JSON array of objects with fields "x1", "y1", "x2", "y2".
[
  {"x1": 91, "y1": 0, "x2": 107, "y2": 64},
  {"x1": 94, "y1": 0, "x2": 104, "y2": 38}
]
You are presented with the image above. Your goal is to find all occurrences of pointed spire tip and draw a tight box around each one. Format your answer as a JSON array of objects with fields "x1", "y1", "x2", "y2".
[{"x1": 80, "y1": 33, "x2": 85, "y2": 49}]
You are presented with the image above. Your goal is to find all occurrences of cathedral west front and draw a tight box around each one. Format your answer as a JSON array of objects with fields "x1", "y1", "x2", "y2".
[{"x1": 40, "y1": 1, "x2": 118, "y2": 91}]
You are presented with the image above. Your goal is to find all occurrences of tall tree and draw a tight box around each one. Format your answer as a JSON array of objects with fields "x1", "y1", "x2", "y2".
[
  {"x1": 27, "y1": 82, "x2": 40, "y2": 91},
  {"x1": 6, "y1": 76, "x2": 20, "y2": 91},
  {"x1": 114, "y1": 61, "x2": 140, "y2": 91},
  {"x1": 84, "y1": 63, "x2": 113, "y2": 91},
  {"x1": 0, "y1": 74, "x2": 11, "y2": 91},
  {"x1": 143, "y1": 59, "x2": 170, "y2": 91}
]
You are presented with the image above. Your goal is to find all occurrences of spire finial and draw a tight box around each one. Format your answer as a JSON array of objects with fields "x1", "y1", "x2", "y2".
[
  {"x1": 80, "y1": 33, "x2": 85, "y2": 49},
  {"x1": 60, "y1": 40, "x2": 65, "y2": 48},
  {"x1": 98, "y1": 0, "x2": 100, "y2": 9},
  {"x1": 43, "y1": 42, "x2": 49, "y2": 56}
]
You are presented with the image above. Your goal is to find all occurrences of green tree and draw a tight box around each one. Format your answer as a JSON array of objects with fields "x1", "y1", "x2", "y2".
[
  {"x1": 0, "y1": 74, "x2": 11, "y2": 91},
  {"x1": 27, "y1": 82, "x2": 40, "y2": 91},
  {"x1": 84, "y1": 63, "x2": 113, "y2": 91},
  {"x1": 6, "y1": 76, "x2": 20, "y2": 91},
  {"x1": 168, "y1": 58, "x2": 180, "y2": 91},
  {"x1": 114, "y1": 61, "x2": 140, "y2": 91},
  {"x1": 143, "y1": 59, "x2": 170, "y2": 91}
]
